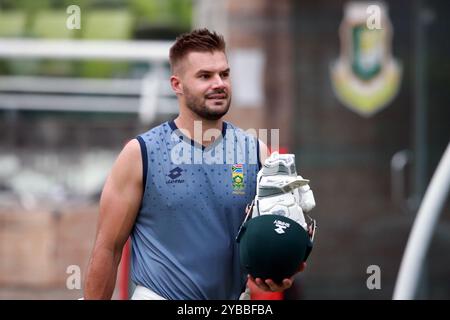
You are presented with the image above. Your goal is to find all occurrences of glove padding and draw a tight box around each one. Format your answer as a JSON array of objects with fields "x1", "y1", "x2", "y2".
[{"x1": 252, "y1": 152, "x2": 316, "y2": 232}]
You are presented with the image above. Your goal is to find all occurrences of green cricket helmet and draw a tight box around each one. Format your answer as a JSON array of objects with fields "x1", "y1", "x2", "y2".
[{"x1": 237, "y1": 214, "x2": 313, "y2": 284}]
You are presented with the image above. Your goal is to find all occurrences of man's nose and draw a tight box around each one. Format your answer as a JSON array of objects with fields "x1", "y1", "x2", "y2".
[{"x1": 211, "y1": 74, "x2": 226, "y2": 89}]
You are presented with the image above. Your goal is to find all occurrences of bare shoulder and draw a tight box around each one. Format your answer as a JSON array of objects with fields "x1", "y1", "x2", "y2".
[
  {"x1": 110, "y1": 139, "x2": 142, "y2": 183},
  {"x1": 119, "y1": 139, "x2": 141, "y2": 163},
  {"x1": 98, "y1": 138, "x2": 143, "y2": 234}
]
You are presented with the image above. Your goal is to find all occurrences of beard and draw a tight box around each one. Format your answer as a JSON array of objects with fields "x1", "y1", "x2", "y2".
[{"x1": 184, "y1": 87, "x2": 231, "y2": 121}]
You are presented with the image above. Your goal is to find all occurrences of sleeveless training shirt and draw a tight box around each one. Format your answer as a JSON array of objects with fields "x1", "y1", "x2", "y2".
[{"x1": 131, "y1": 120, "x2": 261, "y2": 300}]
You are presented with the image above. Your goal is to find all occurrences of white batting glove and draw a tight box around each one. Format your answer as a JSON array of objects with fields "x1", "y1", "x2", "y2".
[{"x1": 252, "y1": 152, "x2": 316, "y2": 230}]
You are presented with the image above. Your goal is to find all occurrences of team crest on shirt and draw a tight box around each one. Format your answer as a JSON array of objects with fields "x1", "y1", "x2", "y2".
[{"x1": 231, "y1": 164, "x2": 245, "y2": 195}]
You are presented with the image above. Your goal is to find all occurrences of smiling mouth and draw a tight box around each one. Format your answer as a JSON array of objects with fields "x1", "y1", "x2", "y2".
[{"x1": 206, "y1": 93, "x2": 227, "y2": 99}]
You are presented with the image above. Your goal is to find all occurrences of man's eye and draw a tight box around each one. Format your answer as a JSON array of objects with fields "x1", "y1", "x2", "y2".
[
  {"x1": 200, "y1": 74, "x2": 210, "y2": 79},
  {"x1": 221, "y1": 72, "x2": 229, "y2": 78}
]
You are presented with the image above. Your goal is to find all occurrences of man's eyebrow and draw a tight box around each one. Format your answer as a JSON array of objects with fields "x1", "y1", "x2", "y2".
[{"x1": 195, "y1": 68, "x2": 230, "y2": 75}]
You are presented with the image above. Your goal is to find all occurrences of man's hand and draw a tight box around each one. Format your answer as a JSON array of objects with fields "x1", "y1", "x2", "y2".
[{"x1": 248, "y1": 262, "x2": 306, "y2": 292}]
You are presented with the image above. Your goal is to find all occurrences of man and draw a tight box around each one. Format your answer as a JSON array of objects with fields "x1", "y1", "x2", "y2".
[{"x1": 84, "y1": 28, "x2": 305, "y2": 300}]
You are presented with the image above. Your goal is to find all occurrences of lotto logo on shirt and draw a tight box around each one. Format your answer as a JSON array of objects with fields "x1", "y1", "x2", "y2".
[
  {"x1": 232, "y1": 164, "x2": 245, "y2": 194},
  {"x1": 166, "y1": 167, "x2": 185, "y2": 184}
]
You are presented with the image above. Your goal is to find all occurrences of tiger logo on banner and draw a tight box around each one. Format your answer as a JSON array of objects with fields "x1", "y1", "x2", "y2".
[{"x1": 330, "y1": 2, "x2": 402, "y2": 117}]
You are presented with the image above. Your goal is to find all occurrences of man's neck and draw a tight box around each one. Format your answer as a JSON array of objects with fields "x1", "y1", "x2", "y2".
[{"x1": 174, "y1": 114, "x2": 223, "y2": 148}]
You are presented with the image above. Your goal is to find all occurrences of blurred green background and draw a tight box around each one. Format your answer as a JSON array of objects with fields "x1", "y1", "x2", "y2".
[{"x1": 0, "y1": 0, "x2": 192, "y2": 77}]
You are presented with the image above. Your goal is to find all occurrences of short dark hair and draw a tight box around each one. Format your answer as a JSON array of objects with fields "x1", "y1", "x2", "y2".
[{"x1": 169, "y1": 28, "x2": 226, "y2": 72}]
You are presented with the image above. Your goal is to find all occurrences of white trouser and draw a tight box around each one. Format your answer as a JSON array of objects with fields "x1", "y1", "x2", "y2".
[
  {"x1": 131, "y1": 285, "x2": 166, "y2": 300},
  {"x1": 131, "y1": 285, "x2": 251, "y2": 300},
  {"x1": 239, "y1": 287, "x2": 251, "y2": 300}
]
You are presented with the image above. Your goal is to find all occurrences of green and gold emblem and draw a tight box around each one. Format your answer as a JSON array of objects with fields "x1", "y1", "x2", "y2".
[
  {"x1": 330, "y1": 2, "x2": 402, "y2": 117},
  {"x1": 232, "y1": 164, "x2": 245, "y2": 194}
]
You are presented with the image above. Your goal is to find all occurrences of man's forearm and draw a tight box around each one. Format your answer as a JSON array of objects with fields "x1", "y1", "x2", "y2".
[{"x1": 84, "y1": 246, "x2": 122, "y2": 299}]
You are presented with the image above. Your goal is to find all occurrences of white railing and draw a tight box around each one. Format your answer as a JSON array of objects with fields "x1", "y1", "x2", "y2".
[
  {"x1": 0, "y1": 38, "x2": 171, "y2": 61},
  {"x1": 393, "y1": 142, "x2": 450, "y2": 299},
  {"x1": 0, "y1": 38, "x2": 177, "y2": 123}
]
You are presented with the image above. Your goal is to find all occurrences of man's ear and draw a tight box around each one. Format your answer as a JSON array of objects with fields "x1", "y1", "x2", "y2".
[{"x1": 170, "y1": 75, "x2": 183, "y2": 96}]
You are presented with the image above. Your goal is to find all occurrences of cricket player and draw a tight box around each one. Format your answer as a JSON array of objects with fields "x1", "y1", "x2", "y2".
[{"x1": 84, "y1": 28, "x2": 311, "y2": 300}]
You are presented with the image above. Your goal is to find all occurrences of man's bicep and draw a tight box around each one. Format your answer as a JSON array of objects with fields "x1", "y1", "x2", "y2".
[{"x1": 96, "y1": 140, "x2": 143, "y2": 252}]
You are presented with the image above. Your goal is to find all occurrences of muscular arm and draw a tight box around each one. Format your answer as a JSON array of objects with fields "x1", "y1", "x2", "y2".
[{"x1": 84, "y1": 139, "x2": 143, "y2": 299}]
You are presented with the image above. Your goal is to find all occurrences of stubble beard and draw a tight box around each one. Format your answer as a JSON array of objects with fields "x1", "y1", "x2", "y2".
[{"x1": 184, "y1": 88, "x2": 231, "y2": 121}]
